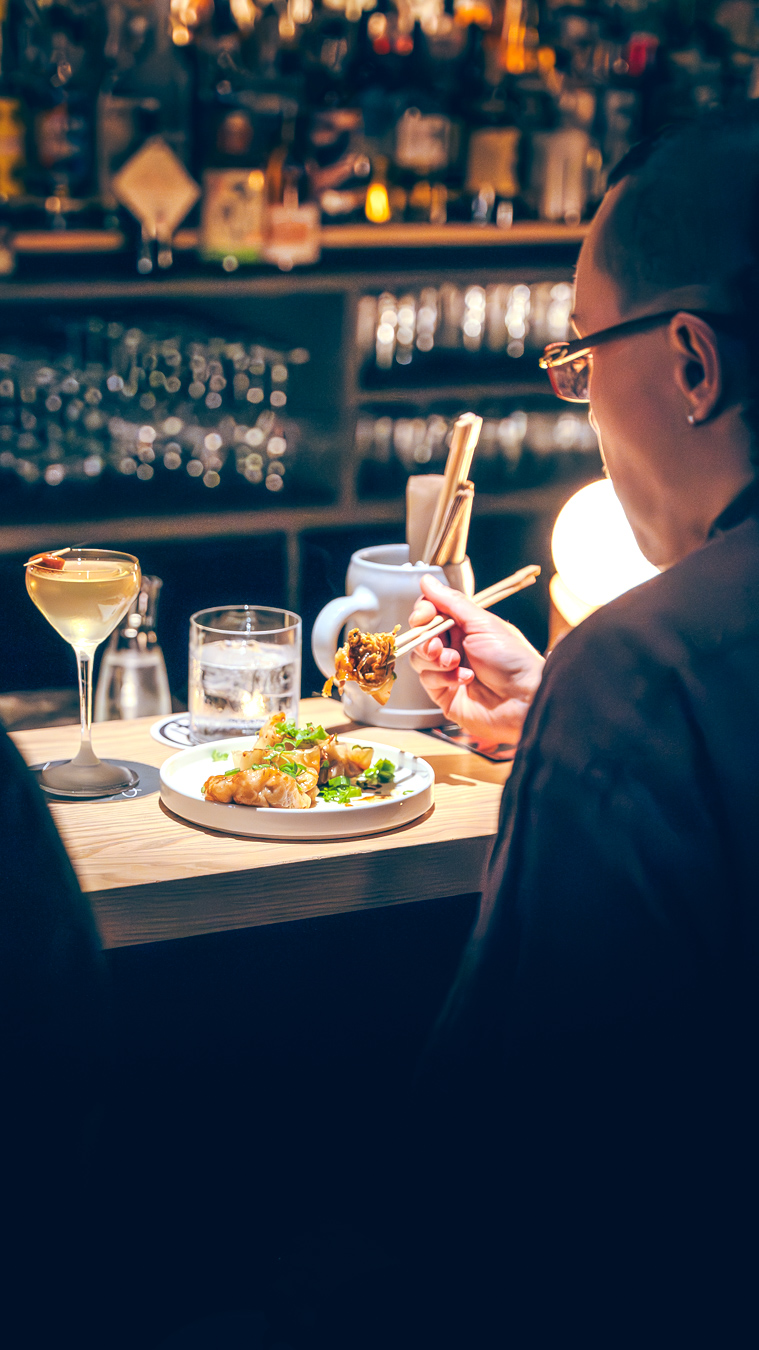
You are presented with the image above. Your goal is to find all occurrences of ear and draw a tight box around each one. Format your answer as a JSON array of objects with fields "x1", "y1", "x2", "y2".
[{"x1": 668, "y1": 312, "x2": 722, "y2": 424}]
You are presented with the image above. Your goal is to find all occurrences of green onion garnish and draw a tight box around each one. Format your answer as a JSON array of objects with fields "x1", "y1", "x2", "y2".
[
  {"x1": 320, "y1": 782, "x2": 363, "y2": 804},
  {"x1": 272, "y1": 721, "x2": 328, "y2": 748},
  {"x1": 358, "y1": 759, "x2": 396, "y2": 787}
]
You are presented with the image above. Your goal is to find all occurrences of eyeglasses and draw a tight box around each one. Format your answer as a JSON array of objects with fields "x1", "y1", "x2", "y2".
[{"x1": 539, "y1": 309, "x2": 744, "y2": 403}]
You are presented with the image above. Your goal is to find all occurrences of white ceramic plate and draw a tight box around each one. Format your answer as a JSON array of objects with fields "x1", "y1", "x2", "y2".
[{"x1": 159, "y1": 735, "x2": 434, "y2": 840}]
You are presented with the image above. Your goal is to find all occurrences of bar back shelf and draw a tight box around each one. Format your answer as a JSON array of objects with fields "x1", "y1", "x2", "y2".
[{"x1": 0, "y1": 232, "x2": 596, "y2": 698}]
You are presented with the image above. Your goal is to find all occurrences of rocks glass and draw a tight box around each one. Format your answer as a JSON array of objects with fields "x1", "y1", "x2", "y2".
[{"x1": 188, "y1": 605, "x2": 301, "y2": 742}]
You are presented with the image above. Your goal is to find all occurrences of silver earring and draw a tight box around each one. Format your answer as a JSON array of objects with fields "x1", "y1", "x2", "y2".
[{"x1": 687, "y1": 414, "x2": 695, "y2": 425}]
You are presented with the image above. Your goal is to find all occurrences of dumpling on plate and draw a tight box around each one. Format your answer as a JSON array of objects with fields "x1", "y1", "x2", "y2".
[
  {"x1": 202, "y1": 711, "x2": 378, "y2": 810},
  {"x1": 203, "y1": 766, "x2": 312, "y2": 809},
  {"x1": 255, "y1": 712, "x2": 290, "y2": 747},
  {"x1": 233, "y1": 742, "x2": 321, "y2": 804},
  {"x1": 319, "y1": 736, "x2": 373, "y2": 784}
]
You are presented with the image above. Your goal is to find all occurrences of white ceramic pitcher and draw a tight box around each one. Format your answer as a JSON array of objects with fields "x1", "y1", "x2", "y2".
[{"x1": 311, "y1": 543, "x2": 449, "y2": 729}]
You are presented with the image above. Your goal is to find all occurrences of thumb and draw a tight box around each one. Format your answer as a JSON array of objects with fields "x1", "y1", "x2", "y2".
[{"x1": 418, "y1": 573, "x2": 491, "y2": 631}]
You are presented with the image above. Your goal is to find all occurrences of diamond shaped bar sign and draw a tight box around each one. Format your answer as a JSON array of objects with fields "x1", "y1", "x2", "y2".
[{"x1": 112, "y1": 136, "x2": 201, "y2": 241}]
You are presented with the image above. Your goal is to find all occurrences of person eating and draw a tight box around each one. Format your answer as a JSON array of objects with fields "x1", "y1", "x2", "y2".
[{"x1": 404, "y1": 110, "x2": 759, "y2": 1345}]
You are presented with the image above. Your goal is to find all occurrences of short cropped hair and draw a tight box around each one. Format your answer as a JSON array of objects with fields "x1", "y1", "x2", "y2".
[
  {"x1": 600, "y1": 110, "x2": 759, "y2": 315},
  {"x1": 597, "y1": 110, "x2": 759, "y2": 444}
]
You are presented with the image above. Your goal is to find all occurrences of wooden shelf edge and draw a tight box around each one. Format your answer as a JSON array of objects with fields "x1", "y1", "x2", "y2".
[
  {"x1": 320, "y1": 221, "x2": 589, "y2": 248},
  {"x1": 0, "y1": 263, "x2": 576, "y2": 301},
  {"x1": 12, "y1": 229, "x2": 126, "y2": 254},
  {"x1": 0, "y1": 484, "x2": 587, "y2": 555},
  {"x1": 7, "y1": 220, "x2": 586, "y2": 259},
  {"x1": 353, "y1": 380, "x2": 551, "y2": 405}
]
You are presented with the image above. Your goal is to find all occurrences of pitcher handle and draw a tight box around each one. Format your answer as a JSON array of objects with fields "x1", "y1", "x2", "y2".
[{"x1": 311, "y1": 585, "x2": 379, "y2": 679}]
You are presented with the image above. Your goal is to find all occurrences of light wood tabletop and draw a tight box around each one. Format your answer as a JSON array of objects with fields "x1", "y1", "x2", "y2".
[{"x1": 12, "y1": 700, "x2": 511, "y2": 951}]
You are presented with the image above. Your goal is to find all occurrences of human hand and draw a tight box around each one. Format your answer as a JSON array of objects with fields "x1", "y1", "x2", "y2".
[{"x1": 408, "y1": 574, "x2": 545, "y2": 747}]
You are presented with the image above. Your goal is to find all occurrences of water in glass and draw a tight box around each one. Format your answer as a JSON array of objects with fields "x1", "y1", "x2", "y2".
[
  {"x1": 190, "y1": 638, "x2": 299, "y2": 739},
  {"x1": 188, "y1": 605, "x2": 301, "y2": 742}
]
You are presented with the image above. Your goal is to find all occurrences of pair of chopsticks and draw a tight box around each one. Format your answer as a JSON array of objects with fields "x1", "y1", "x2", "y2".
[{"x1": 394, "y1": 564, "x2": 541, "y2": 660}]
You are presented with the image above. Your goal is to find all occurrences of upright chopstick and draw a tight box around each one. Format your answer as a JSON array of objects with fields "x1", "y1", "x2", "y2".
[
  {"x1": 429, "y1": 480, "x2": 474, "y2": 567},
  {"x1": 395, "y1": 564, "x2": 541, "y2": 658},
  {"x1": 421, "y1": 413, "x2": 482, "y2": 564}
]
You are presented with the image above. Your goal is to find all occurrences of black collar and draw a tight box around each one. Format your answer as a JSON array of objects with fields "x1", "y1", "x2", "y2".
[{"x1": 709, "y1": 476, "x2": 759, "y2": 537}]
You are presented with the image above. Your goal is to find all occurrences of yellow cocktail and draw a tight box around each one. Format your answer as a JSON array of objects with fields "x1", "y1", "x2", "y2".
[
  {"x1": 26, "y1": 556, "x2": 140, "y2": 651},
  {"x1": 26, "y1": 548, "x2": 141, "y2": 796}
]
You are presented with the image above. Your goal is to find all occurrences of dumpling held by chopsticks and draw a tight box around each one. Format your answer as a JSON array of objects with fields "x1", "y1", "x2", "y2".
[{"x1": 323, "y1": 626, "x2": 400, "y2": 706}]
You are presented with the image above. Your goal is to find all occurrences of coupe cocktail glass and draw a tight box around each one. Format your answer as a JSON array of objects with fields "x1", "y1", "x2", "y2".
[{"x1": 26, "y1": 547, "x2": 142, "y2": 796}]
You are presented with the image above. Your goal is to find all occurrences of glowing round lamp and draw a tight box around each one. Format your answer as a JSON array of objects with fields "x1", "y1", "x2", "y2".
[{"x1": 550, "y1": 479, "x2": 658, "y2": 628}]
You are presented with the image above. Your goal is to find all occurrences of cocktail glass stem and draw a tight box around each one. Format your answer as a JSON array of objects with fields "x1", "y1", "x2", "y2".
[{"x1": 71, "y1": 648, "x2": 101, "y2": 768}]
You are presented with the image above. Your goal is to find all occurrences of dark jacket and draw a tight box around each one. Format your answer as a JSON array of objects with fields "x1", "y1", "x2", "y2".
[
  {"x1": 0, "y1": 726, "x2": 107, "y2": 1347},
  {"x1": 422, "y1": 483, "x2": 759, "y2": 1345}
]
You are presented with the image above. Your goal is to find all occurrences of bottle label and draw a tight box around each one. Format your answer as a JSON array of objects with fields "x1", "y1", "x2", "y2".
[
  {"x1": 264, "y1": 203, "x2": 321, "y2": 268},
  {"x1": 395, "y1": 110, "x2": 452, "y2": 172},
  {"x1": 466, "y1": 128, "x2": 520, "y2": 197},
  {"x1": 201, "y1": 169, "x2": 266, "y2": 261},
  {"x1": 36, "y1": 105, "x2": 76, "y2": 170}
]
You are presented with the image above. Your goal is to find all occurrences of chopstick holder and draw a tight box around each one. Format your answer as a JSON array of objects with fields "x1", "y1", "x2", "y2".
[
  {"x1": 406, "y1": 474, "x2": 445, "y2": 565},
  {"x1": 443, "y1": 558, "x2": 475, "y2": 598}
]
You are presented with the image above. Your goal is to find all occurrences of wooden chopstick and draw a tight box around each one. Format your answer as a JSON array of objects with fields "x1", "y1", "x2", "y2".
[
  {"x1": 394, "y1": 564, "x2": 541, "y2": 658},
  {"x1": 428, "y1": 481, "x2": 474, "y2": 567},
  {"x1": 462, "y1": 564, "x2": 542, "y2": 611},
  {"x1": 396, "y1": 568, "x2": 539, "y2": 657}
]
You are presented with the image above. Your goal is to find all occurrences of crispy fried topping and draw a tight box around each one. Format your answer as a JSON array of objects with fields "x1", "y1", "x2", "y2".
[{"x1": 323, "y1": 626, "x2": 399, "y2": 706}]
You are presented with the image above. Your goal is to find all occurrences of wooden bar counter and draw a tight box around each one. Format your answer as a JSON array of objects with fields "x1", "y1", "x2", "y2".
[{"x1": 13, "y1": 699, "x2": 510, "y2": 951}]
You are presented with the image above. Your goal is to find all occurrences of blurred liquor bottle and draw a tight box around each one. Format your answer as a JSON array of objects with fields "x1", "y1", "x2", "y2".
[
  {"x1": 193, "y1": 0, "x2": 299, "y2": 179},
  {"x1": 97, "y1": 0, "x2": 194, "y2": 219},
  {"x1": 10, "y1": 0, "x2": 107, "y2": 223},
  {"x1": 264, "y1": 160, "x2": 320, "y2": 268},
  {"x1": 195, "y1": 6, "x2": 268, "y2": 263},
  {"x1": 0, "y1": 0, "x2": 755, "y2": 253},
  {"x1": 390, "y1": 14, "x2": 460, "y2": 222},
  {"x1": 306, "y1": 105, "x2": 372, "y2": 223},
  {"x1": 0, "y1": 0, "x2": 26, "y2": 203},
  {"x1": 298, "y1": 0, "x2": 373, "y2": 224},
  {"x1": 193, "y1": 0, "x2": 321, "y2": 265},
  {"x1": 461, "y1": 4, "x2": 524, "y2": 225}
]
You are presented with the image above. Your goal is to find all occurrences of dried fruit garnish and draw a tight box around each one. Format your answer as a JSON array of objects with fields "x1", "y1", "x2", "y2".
[{"x1": 32, "y1": 553, "x2": 66, "y2": 570}]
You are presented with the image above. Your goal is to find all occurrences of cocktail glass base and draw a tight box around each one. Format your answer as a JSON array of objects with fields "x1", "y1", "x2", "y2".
[{"x1": 34, "y1": 758, "x2": 140, "y2": 799}]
